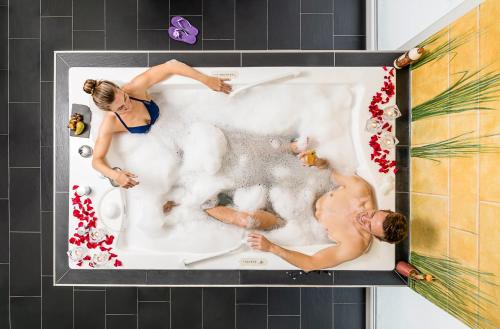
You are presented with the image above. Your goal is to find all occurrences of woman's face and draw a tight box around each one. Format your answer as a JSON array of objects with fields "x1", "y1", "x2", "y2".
[{"x1": 109, "y1": 89, "x2": 132, "y2": 113}]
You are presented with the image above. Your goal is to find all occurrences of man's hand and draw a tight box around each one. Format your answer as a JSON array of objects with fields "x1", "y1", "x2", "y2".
[
  {"x1": 203, "y1": 76, "x2": 232, "y2": 94},
  {"x1": 247, "y1": 232, "x2": 273, "y2": 252}
]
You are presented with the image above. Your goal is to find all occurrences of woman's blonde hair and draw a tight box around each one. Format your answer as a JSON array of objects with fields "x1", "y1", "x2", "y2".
[{"x1": 83, "y1": 79, "x2": 120, "y2": 111}]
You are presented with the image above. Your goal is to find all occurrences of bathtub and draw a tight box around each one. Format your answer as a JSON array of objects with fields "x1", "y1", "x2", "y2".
[{"x1": 67, "y1": 66, "x2": 396, "y2": 270}]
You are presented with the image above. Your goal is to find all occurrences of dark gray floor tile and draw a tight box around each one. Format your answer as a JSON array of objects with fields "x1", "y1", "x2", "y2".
[
  {"x1": 75, "y1": 290, "x2": 105, "y2": 329},
  {"x1": 74, "y1": 0, "x2": 105, "y2": 30},
  {"x1": 301, "y1": 288, "x2": 332, "y2": 329},
  {"x1": 242, "y1": 53, "x2": 334, "y2": 67},
  {"x1": 41, "y1": 82, "x2": 53, "y2": 146},
  {"x1": 301, "y1": 0, "x2": 332, "y2": 13},
  {"x1": 334, "y1": 271, "x2": 404, "y2": 285},
  {"x1": 106, "y1": 0, "x2": 137, "y2": 50},
  {"x1": 9, "y1": 39, "x2": 40, "y2": 102},
  {"x1": 236, "y1": 304, "x2": 266, "y2": 329},
  {"x1": 395, "y1": 192, "x2": 410, "y2": 262},
  {"x1": 239, "y1": 270, "x2": 334, "y2": 285},
  {"x1": 9, "y1": 102, "x2": 40, "y2": 167},
  {"x1": 54, "y1": 193, "x2": 68, "y2": 280},
  {"x1": 235, "y1": 0, "x2": 266, "y2": 50},
  {"x1": 42, "y1": 276, "x2": 73, "y2": 329},
  {"x1": 396, "y1": 146, "x2": 409, "y2": 168},
  {"x1": 334, "y1": 52, "x2": 400, "y2": 67},
  {"x1": 301, "y1": 14, "x2": 333, "y2": 50},
  {"x1": 0, "y1": 7, "x2": 7, "y2": 69},
  {"x1": 42, "y1": 0, "x2": 72, "y2": 16},
  {"x1": 11, "y1": 297, "x2": 41, "y2": 329},
  {"x1": 41, "y1": 212, "x2": 53, "y2": 275},
  {"x1": 74, "y1": 30, "x2": 105, "y2": 50},
  {"x1": 395, "y1": 67, "x2": 410, "y2": 146},
  {"x1": 11, "y1": 233, "x2": 41, "y2": 296},
  {"x1": 203, "y1": 288, "x2": 235, "y2": 329},
  {"x1": 0, "y1": 265, "x2": 8, "y2": 329},
  {"x1": 269, "y1": 316, "x2": 300, "y2": 329},
  {"x1": 203, "y1": 0, "x2": 234, "y2": 39},
  {"x1": 42, "y1": 17, "x2": 72, "y2": 80},
  {"x1": 171, "y1": 288, "x2": 202, "y2": 329},
  {"x1": 170, "y1": 0, "x2": 202, "y2": 15},
  {"x1": 268, "y1": 288, "x2": 300, "y2": 315},
  {"x1": 169, "y1": 16, "x2": 202, "y2": 51},
  {"x1": 0, "y1": 136, "x2": 6, "y2": 198},
  {"x1": 56, "y1": 270, "x2": 148, "y2": 285},
  {"x1": 269, "y1": 0, "x2": 300, "y2": 49},
  {"x1": 107, "y1": 315, "x2": 137, "y2": 329},
  {"x1": 236, "y1": 288, "x2": 267, "y2": 304},
  {"x1": 203, "y1": 39, "x2": 234, "y2": 50},
  {"x1": 145, "y1": 270, "x2": 239, "y2": 285},
  {"x1": 59, "y1": 53, "x2": 148, "y2": 67},
  {"x1": 138, "y1": 0, "x2": 170, "y2": 29},
  {"x1": 106, "y1": 287, "x2": 138, "y2": 314},
  {"x1": 334, "y1": 36, "x2": 365, "y2": 50},
  {"x1": 334, "y1": 0, "x2": 364, "y2": 35},
  {"x1": 9, "y1": 0, "x2": 40, "y2": 38},
  {"x1": 138, "y1": 287, "x2": 170, "y2": 301},
  {"x1": 41, "y1": 150, "x2": 53, "y2": 211},
  {"x1": 138, "y1": 302, "x2": 170, "y2": 329},
  {"x1": 334, "y1": 303, "x2": 365, "y2": 329},
  {"x1": 0, "y1": 71, "x2": 6, "y2": 133},
  {"x1": 395, "y1": 166, "x2": 409, "y2": 193},
  {"x1": 138, "y1": 30, "x2": 170, "y2": 50},
  {"x1": 0, "y1": 200, "x2": 7, "y2": 263},
  {"x1": 332, "y1": 288, "x2": 365, "y2": 303},
  {"x1": 10, "y1": 168, "x2": 40, "y2": 231},
  {"x1": 149, "y1": 52, "x2": 240, "y2": 68}
]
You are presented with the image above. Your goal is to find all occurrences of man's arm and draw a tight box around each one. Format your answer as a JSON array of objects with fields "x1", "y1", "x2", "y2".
[{"x1": 248, "y1": 233, "x2": 358, "y2": 272}]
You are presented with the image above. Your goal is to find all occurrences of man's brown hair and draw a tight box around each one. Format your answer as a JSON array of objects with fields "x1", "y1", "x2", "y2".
[{"x1": 379, "y1": 210, "x2": 408, "y2": 243}]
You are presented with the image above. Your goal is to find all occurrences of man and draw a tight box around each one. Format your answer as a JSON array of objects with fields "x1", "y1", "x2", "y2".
[{"x1": 205, "y1": 142, "x2": 408, "y2": 272}]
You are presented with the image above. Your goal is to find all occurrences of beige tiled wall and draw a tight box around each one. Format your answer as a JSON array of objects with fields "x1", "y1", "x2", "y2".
[{"x1": 410, "y1": 1, "x2": 500, "y2": 327}]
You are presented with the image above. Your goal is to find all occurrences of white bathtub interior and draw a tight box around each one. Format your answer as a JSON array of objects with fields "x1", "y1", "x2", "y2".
[{"x1": 67, "y1": 66, "x2": 397, "y2": 270}]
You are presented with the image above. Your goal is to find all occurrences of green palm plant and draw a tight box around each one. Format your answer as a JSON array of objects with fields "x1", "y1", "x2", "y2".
[
  {"x1": 411, "y1": 29, "x2": 477, "y2": 70},
  {"x1": 410, "y1": 131, "x2": 500, "y2": 162},
  {"x1": 410, "y1": 252, "x2": 497, "y2": 329},
  {"x1": 412, "y1": 69, "x2": 500, "y2": 121}
]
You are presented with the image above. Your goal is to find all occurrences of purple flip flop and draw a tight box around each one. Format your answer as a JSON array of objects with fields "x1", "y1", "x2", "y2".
[
  {"x1": 168, "y1": 27, "x2": 197, "y2": 44},
  {"x1": 171, "y1": 16, "x2": 199, "y2": 36}
]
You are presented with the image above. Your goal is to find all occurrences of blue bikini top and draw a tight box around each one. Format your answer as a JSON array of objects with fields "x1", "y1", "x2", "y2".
[{"x1": 114, "y1": 96, "x2": 160, "y2": 134}]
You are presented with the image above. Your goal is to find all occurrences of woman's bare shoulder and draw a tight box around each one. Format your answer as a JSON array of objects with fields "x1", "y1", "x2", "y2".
[
  {"x1": 100, "y1": 111, "x2": 125, "y2": 134},
  {"x1": 121, "y1": 82, "x2": 150, "y2": 100}
]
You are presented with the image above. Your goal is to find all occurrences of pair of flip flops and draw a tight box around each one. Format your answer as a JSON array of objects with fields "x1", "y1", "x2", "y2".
[{"x1": 168, "y1": 16, "x2": 198, "y2": 44}]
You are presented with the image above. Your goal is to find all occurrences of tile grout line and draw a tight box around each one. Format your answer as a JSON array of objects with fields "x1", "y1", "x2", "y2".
[
  {"x1": 136, "y1": 287, "x2": 138, "y2": 328},
  {"x1": 476, "y1": 5, "x2": 481, "y2": 316},
  {"x1": 233, "y1": 0, "x2": 236, "y2": 50},
  {"x1": 299, "y1": 287, "x2": 302, "y2": 329},
  {"x1": 104, "y1": 0, "x2": 106, "y2": 50},
  {"x1": 39, "y1": 1, "x2": 43, "y2": 326},
  {"x1": 266, "y1": 288, "x2": 269, "y2": 329},
  {"x1": 136, "y1": 0, "x2": 138, "y2": 50},
  {"x1": 201, "y1": 288, "x2": 204, "y2": 329},
  {"x1": 6, "y1": 0, "x2": 10, "y2": 328}
]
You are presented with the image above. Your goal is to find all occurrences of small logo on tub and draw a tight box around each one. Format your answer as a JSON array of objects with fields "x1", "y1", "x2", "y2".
[{"x1": 239, "y1": 258, "x2": 267, "y2": 266}]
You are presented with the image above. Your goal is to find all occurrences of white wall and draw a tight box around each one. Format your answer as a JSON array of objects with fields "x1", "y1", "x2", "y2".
[
  {"x1": 375, "y1": 287, "x2": 467, "y2": 329},
  {"x1": 377, "y1": 0, "x2": 466, "y2": 49}
]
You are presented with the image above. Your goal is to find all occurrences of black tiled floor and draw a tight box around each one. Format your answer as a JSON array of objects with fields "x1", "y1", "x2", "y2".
[
  {"x1": 73, "y1": 31, "x2": 106, "y2": 50},
  {"x1": 268, "y1": 0, "x2": 300, "y2": 49},
  {"x1": 334, "y1": 36, "x2": 366, "y2": 50},
  {"x1": 334, "y1": 303, "x2": 366, "y2": 329},
  {"x1": 1, "y1": 0, "x2": 370, "y2": 327},
  {"x1": 334, "y1": 0, "x2": 365, "y2": 35},
  {"x1": 9, "y1": 103, "x2": 40, "y2": 167}
]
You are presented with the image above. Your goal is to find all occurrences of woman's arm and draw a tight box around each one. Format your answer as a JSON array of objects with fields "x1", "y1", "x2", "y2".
[
  {"x1": 124, "y1": 59, "x2": 231, "y2": 94},
  {"x1": 91, "y1": 118, "x2": 139, "y2": 189},
  {"x1": 247, "y1": 233, "x2": 357, "y2": 272}
]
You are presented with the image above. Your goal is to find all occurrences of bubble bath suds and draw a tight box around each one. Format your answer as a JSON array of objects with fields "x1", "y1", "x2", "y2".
[{"x1": 106, "y1": 84, "x2": 362, "y2": 253}]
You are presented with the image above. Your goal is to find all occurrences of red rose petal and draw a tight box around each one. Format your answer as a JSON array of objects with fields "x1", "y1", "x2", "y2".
[
  {"x1": 114, "y1": 259, "x2": 123, "y2": 267},
  {"x1": 72, "y1": 185, "x2": 79, "y2": 190}
]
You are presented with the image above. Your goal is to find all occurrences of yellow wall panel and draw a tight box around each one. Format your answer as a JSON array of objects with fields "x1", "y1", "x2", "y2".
[
  {"x1": 411, "y1": 157, "x2": 449, "y2": 195},
  {"x1": 479, "y1": 152, "x2": 500, "y2": 202},
  {"x1": 449, "y1": 228, "x2": 478, "y2": 268},
  {"x1": 410, "y1": 193, "x2": 449, "y2": 257},
  {"x1": 450, "y1": 156, "x2": 478, "y2": 233}
]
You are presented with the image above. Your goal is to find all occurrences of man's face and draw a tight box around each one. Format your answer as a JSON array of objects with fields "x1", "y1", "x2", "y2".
[{"x1": 356, "y1": 210, "x2": 387, "y2": 240}]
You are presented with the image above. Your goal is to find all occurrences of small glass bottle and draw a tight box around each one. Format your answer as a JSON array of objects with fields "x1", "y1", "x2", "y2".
[{"x1": 394, "y1": 47, "x2": 424, "y2": 69}]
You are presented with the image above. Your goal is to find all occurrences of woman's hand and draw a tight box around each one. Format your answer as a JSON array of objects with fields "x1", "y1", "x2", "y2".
[
  {"x1": 203, "y1": 76, "x2": 232, "y2": 94},
  {"x1": 247, "y1": 232, "x2": 273, "y2": 252},
  {"x1": 114, "y1": 170, "x2": 139, "y2": 189},
  {"x1": 298, "y1": 150, "x2": 328, "y2": 169}
]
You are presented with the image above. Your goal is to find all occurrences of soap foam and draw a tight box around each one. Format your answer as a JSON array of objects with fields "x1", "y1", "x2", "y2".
[{"x1": 105, "y1": 83, "x2": 359, "y2": 253}]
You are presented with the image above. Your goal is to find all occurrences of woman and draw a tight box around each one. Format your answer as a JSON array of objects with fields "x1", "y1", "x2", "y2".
[{"x1": 84, "y1": 59, "x2": 232, "y2": 189}]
